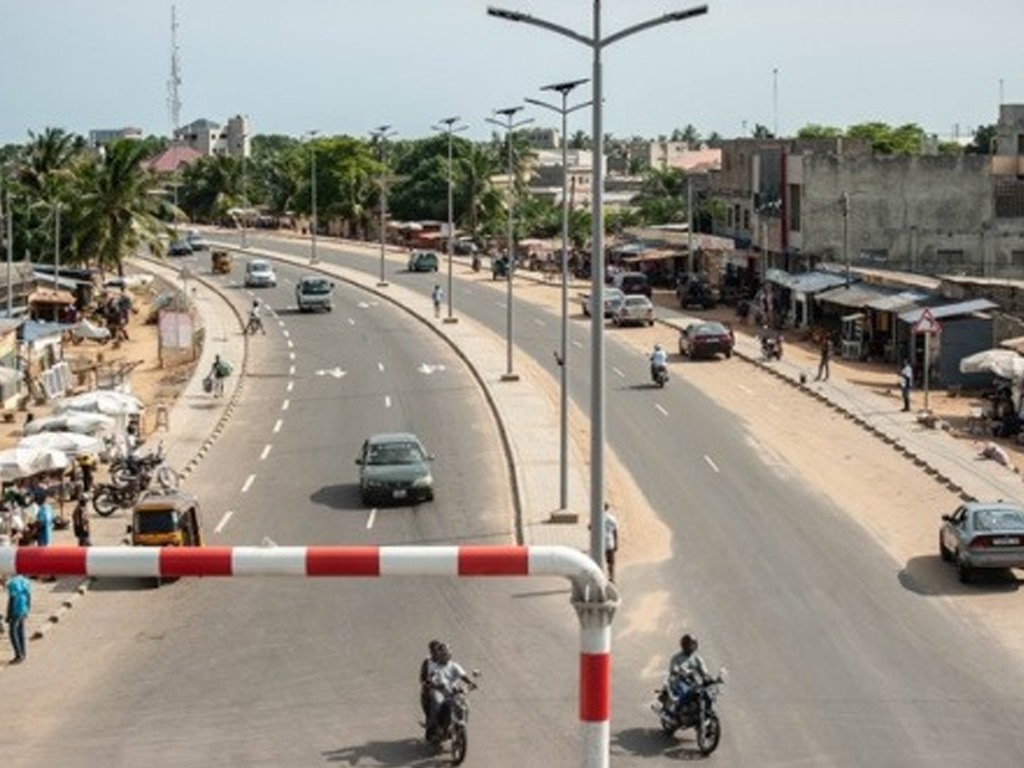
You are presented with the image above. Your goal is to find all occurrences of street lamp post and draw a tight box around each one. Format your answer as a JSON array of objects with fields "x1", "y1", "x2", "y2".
[
  {"x1": 305, "y1": 130, "x2": 319, "y2": 264},
  {"x1": 53, "y1": 201, "x2": 61, "y2": 291},
  {"x1": 487, "y1": 107, "x2": 533, "y2": 382},
  {"x1": 525, "y1": 78, "x2": 591, "y2": 515},
  {"x1": 371, "y1": 125, "x2": 396, "y2": 287},
  {"x1": 488, "y1": 0, "x2": 708, "y2": 565},
  {"x1": 241, "y1": 133, "x2": 249, "y2": 249},
  {"x1": 433, "y1": 116, "x2": 468, "y2": 324},
  {"x1": 2, "y1": 182, "x2": 11, "y2": 317}
]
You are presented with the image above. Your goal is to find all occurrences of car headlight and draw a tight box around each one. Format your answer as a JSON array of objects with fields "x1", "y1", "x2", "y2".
[
  {"x1": 412, "y1": 474, "x2": 433, "y2": 488},
  {"x1": 363, "y1": 479, "x2": 387, "y2": 489}
]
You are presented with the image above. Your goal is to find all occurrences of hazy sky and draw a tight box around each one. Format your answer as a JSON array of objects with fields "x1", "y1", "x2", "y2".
[{"x1": 2, "y1": 0, "x2": 1020, "y2": 145}]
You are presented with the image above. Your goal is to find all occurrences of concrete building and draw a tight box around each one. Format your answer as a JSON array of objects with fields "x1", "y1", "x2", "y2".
[
  {"x1": 709, "y1": 108, "x2": 1024, "y2": 279},
  {"x1": 646, "y1": 141, "x2": 721, "y2": 173},
  {"x1": 173, "y1": 114, "x2": 250, "y2": 158},
  {"x1": 88, "y1": 127, "x2": 143, "y2": 146}
]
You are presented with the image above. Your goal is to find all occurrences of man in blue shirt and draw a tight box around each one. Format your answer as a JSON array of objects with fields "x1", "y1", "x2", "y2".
[
  {"x1": 6, "y1": 574, "x2": 32, "y2": 663},
  {"x1": 35, "y1": 493, "x2": 54, "y2": 548}
]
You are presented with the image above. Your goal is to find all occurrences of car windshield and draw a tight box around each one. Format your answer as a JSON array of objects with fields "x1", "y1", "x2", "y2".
[
  {"x1": 301, "y1": 280, "x2": 331, "y2": 294},
  {"x1": 693, "y1": 322, "x2": 728, "y2": 335},
  {"x1": 624, "y1": 297, "x2": 647, "y2": 307},
  {"x1": 135, "y1": 510, "x2": 180, "y2": 535},
  {"x1": 249, "y1": 262, "x2": 270, "y2": 272},
  {"x1": 366, "y1": 442, "x2": 425, "y2": 465},
  {"x1": 972, "y1": 508, "x2": 1024, "y2": 532}
]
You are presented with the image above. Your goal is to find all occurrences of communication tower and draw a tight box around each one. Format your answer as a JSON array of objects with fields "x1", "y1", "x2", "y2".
[{"x1": 167, "y1": 5, "x2": 182, "y2": 138}]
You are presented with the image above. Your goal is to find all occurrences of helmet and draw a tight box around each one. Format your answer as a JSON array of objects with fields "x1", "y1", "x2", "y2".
[
  {"x1": 654, "y1": 343, "x2": 663, "y2": 351},
  {"x1": 680, "y1": 634, "x2": 698, "y2": 654}
]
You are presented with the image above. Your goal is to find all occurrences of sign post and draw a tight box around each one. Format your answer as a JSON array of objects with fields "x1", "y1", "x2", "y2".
[{"x1": 912, "y1": 308, "x2": 942, "y2": 411}]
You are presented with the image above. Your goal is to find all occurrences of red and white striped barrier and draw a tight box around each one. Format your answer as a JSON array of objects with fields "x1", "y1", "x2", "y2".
[{"x1": 1, "y1": 544, "x2": 618, "y2": 768}]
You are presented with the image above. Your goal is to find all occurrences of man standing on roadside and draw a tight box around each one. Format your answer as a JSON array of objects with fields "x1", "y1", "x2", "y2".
[
  {"x1": 815, "y1": 335, "x2": 831, "y2": 382},
  {"x1": 5, "y1": 574, "x2": 32, "y2": 664},
  {"x1": 431, "y1": 284, "x2": 444, "y2": 319},
  {"x1": 900, "y1": 360, "x2": 913, "y2": 412}
]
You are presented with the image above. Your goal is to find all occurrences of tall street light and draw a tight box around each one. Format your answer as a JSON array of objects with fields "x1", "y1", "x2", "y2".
[
  {"x1": 371, "y1": 125, "x2": 396, "y2": 287},
  {"x1": 525, "y1": 78, "x2": 591, "y2": 515},
  {"x1": 240, "y1": 130, "x2": 249, "y2": 249},
  {"x1": 487, "y1": 106, "x2": 533, "y2": 382},
  {"x1": 305, "y1": 130, "x2": 319, "y2": 264},
  {"x1": 488, "y1": 1, "x2": 708, "y2": 566},
  {"x1": 433, "y1": 116, "x2": 468, "y2": 325}
]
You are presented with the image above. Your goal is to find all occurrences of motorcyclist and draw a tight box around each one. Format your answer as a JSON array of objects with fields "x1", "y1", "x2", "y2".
[
  {"x1": 248, "y1": 299, "x2": 265, "y2": 335},
  {"x1": 423, "y1": 642, "x2": 476, "y2": 744},
  {"x1": 650, "y1": 343, "x2": 668, "y2": 381},
  {"x1": 419, "y1": 640, "x2": 442, "y2": 728},
  {"x1": 666, "y1": 634, "x2": 712, "y2": 714}
]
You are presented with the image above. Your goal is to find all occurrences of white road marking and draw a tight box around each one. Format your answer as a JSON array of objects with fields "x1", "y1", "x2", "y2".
[
  {"x1": 214, "y1": 511, "x2": 234, "y2": 533},
  {"x1": 315, "y1": 367, "x2": 346, "y2": 378},
  {"x1": 289, "y1": 351, "x2": 296, "y2": 361},
  {"x1": 289, "y1": 365, "x2": 296, "y2": 376},
  {"x1": 704, "y1": 455, "x2": 721, "y2": 473},
  {"x1": 572, "y1": 340, "x2": 584, "y2": 349},
  {"x1": 612, "y1": 367, "x2": 624, "y2": 378},
  {"x1": 241, "y1": 474, "x2": 256, "y2": 493},
  {"x1": 418, "y1": 363, "x2": 446, "y2": 374},
  {"x1": 273, "y1": 419, "x2": 283, "y2": 433},
  {"x1": 282, "y1": 399, "x2": 290, "y2": 411},
  {"x1": 378, "y1": 362, "x2": 385, "y2": 372},
  {"x1": 260, "y1": 444, "x2": 272, "y2": 461},
  {"x1": 655, "y1": 404, "x2": 669, "y2": 417},
  {"x1": 366, "y1": 509, "x2": 377, "y2": 529},
  {"x1": 348, "y1": 318, "x2": 356, "y2": 325},
  {"x1": 738, "y1": 384, "x2": 754, "y2": 395},
  {"x1": 287, "y1": 339, "x2": 294, "y2": 349},
  {"x1": 533, "y1": 317, "x2": 545, "y2": 326},
  {"x1": 282, "y1": 329, "x2": 290, "y2": 338},
  {"x1": 278, "y1": 319, "x2": 285, "y2": 327},
  {"x1": 286, "y1": 381, "x2": 294, "y2": 393},
  {"x1": 385, "y1": 395, "x2": 392, "y2": 408}
]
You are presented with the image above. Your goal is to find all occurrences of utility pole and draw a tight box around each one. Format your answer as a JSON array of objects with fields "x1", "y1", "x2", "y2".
[
  {"x1": 372, "y1": 125, "x2": 396, "y2": 287},
  {"x1": 842, "y1": 191, "x2": 850, "y2": 286}
]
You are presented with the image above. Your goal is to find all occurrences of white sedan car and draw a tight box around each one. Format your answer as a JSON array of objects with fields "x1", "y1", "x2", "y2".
[
  {"x1": 244, "y1": 259, "x2": 277, "y2": 288},
  {"x1": 612, "y1": 295, "x2": 655, "y2": 327}
]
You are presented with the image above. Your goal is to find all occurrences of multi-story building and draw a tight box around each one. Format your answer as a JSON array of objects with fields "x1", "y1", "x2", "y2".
[
  {"x1": 709, "y1": 107, "x2": 1024, "y2": 278},
  {"x1": 88, "y1": 127, "x2": 143, "y2": 146},
  {"x1": 173, "y1": 114, "x2": 250, "y2": 158}
]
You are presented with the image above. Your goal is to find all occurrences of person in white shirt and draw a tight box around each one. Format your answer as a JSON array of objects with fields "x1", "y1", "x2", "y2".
[
  {"x1": 423, "y1": 642, "x2": 475, "y2": 742},
  {"x1": 603, "y1": 503, "x2": 619, "y2": 582},
  {"x1": 650, "y1": 343, "x2": 668, "y2": 381}
]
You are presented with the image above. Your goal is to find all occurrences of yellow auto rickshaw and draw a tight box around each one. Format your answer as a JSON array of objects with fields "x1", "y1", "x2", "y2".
[
  {"x1": 128, "y1": 490, "x2": 204, "y2": 549},
  {"x1": 211, "y1": 249, "x2": 232, "y2": 275}
]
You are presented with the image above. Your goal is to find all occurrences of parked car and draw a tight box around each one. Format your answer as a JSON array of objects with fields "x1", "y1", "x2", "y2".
[
  {"x1": 168, "y1": 239, "x2": 193, "y2": 257},
  {"x1": 356, "y1": 432, "x2": 434, "y2": 506},
  {"x1": 580, "y1": 287, "x2": 625, "y2": 318},
  {"x1": 612, "y1": 295, "x2": 655, "y2": 327},
  {"x1": 295, "y1": 275, "x2": 334, "y2": 312},
  {"x1": 244, "y1": 259, "x2": 277, "y2": 288},
  {"x1": 940, "y1": 501, "x2": 1024, "y2": 583},
  {"x1": 676, "y1": 274, "x2": 717, "y2": 309},
  {"x1": 408, "y1": 250, "x2": 440, "y2": 272},
  {"x1": 611, "y1": 270, "x2": 652, "y2": 298},
  {"x1": 186, "y1": 230, "x2": 210, "y2": 251},
  {"x1": 678, "y1": 321, "x2": 735, "y2": 359}
]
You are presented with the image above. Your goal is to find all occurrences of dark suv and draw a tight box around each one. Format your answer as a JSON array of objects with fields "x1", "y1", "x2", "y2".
[{"x1": 611, "y1": 271, "x2": 651, "y2": 298}]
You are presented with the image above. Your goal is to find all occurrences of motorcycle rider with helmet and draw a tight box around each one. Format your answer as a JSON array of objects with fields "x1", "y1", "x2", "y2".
[
  {"x1": 666, "y1": 634, "x2": 712, "y2": 715},
  {"x1": 423, "y1": 642, "x2": 476, "y2": 744},
  {"x1": 650, "y1": 343, "x2": 669, "y2": 383}
]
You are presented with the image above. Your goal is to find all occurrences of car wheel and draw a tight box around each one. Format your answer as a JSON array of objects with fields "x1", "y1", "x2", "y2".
[
  {"x1": 725, "y1": 349, "x2": 732, "y2": 358},
  {"x1": 939, "y1": 535, "x2": 952, "y2": 562},
  {"x1": 360, "y1": 489, "x2": 372, "y2": 507},
  {"x1": 957, "y1": 558, "x2": 972, "y2": 584}
]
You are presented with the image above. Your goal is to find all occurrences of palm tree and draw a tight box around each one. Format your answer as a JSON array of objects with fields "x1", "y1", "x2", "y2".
[
  {"x1": 179, "y1": 154, "x2": 242, "y2": 223},
  {"x1": 459, "y1": 143, "x2": 500, "y2": 242},
  {"x1": 16, "y1": 127, "x2": 84, "y2": 264},
  {"x1": 74, "y1": 140, "x2": 171, "y2": 275}
]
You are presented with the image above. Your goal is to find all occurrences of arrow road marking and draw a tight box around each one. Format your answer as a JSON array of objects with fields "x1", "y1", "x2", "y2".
[
  {"x1": 314, "y1": 367, "x2": 346, "y2": 379},
  {"x1": 418, "y1": 363, "x2": 447, "y2": 375}
]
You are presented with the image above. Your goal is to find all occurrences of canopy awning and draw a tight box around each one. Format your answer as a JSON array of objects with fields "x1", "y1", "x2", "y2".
[
  {"x1": 899, "y1": 299, "x2": 998, "y2": 324},
  {"x1": 620, "y1": 249, "x2": 679, "y2": 264},
  {"x1": 815, "y1": 283, "x2": 901, "y2": 309}
]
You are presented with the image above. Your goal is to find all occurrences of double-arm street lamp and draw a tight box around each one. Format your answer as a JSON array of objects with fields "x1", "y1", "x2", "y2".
[
  {"x1": 371, "y1": 125, "x2": 397, "y2": 287},
  {"x1": 486, "y1": 106, "x2": 533, "y2": 382},
  {"x1": 525, "y1": 79, "x2": 591, "y2": 515},
  {"x1": 305, "y1": 130, "x2": 319, "y2": 264},
  {"x1": 433, "y1": 116, "x2": 468, "y2": 324},
  {"x1": 488, "y1": 0, "x2": 708, "y2": 568}
]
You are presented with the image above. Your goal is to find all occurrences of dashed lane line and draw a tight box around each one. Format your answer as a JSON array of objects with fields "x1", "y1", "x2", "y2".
[
  {"x1": 366, "y1": 509, "x2": 377, "y2": 529},
  {"x1": 655, "y1": 404, "x2": 669, "y2": 417},
  {"x1": 215, "y1": 510, "x2": 234, "y2": 533},
  {"x1": 704, "y1": 455, "x2": 721, "y2": 473},
  {"x1": 273, "y1": 419, "x2": 283, "y2": 433},
  {"x1": 241, "y1": 474, "x2": 256, "y2": 493},
  {"x1": 260, "y1": 444, "x2": 272, "y2": 461}
]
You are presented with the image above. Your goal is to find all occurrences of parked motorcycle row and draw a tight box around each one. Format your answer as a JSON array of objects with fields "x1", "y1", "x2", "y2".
[{"x1": 92, "y1": 443, "x2": 179, "y2": 517}]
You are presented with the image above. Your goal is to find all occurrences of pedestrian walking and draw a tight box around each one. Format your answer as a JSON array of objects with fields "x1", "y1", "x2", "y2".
[
  {"x1": 900, "y1": 360, "x2": 913, "y2": 412},
  {"x1": 604, "y1": 503, "x2": 619, "y2": 582},
  {"x1": 815, "y1": 335, "x2": 831, "y2": 381},
  {"x1": 34, "y1": 492, "x2": 54, "y2": 548},
  {"x1": 72, "y1": 494, "x2": 91, "y2": 547},
  {"x1": 5, "y1": 574, "x2": 32, "y2": 663},
  {"x1": 207, "y1": 354, "x2": 232, "y2": 398},
  {"x1": 431, "y1": 284, "x2": 444, "y2": 319}
]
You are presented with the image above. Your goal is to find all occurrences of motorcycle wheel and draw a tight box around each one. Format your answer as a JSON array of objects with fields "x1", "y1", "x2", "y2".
[
  {"x1": 92, "y1": 488, "x2": 119, "y2": 517},
  {"x1": 697, "y1": 712, "x2": 721, "y2": 756},
  {"x1": 155, "y1": 465, "x2": 180, "y2": 490},
  {"x1": 450, "y1": 723, "x2": 467, "y2": 766}
]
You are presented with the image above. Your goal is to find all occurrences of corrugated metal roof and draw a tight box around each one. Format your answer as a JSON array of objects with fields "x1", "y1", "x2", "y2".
[
  {"x1": 865, "y1": 290, "x2": 929, "y2": 311},
  {"x1": 789, "y1": 272, "x2": 849, "y2": 294},
  {"x1": 899, "y1": 298, "x2": 998, "y2": 323},
  {"x1": 816, "y1": 284, "x2": 897, "y2": 308}
]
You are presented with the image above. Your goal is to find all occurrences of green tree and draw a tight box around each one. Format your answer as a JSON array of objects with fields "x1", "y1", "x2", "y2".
[
  {"x1": 967, "y1": 124, "x2": 997, "y2": 155},
  {"x1": 179, "y1": 154, "x2": 243, "y2": 223},
  {"x1": 796, "y1": 124, "x2": 844, "y2": 139},
  {"x1": 846, "y1": 122, "x2": 925, "y2": 154},
  {"x1": 631, "y1": 167, "x2": 689, "y2": 224},
  {"x1": 670, "y1": 124, "x2": 703, "y2": 145}
]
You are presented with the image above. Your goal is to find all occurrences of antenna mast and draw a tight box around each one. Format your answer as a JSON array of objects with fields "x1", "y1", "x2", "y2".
[{"x1": 167, "y1": 5, "x2": 182, "y2": 139}]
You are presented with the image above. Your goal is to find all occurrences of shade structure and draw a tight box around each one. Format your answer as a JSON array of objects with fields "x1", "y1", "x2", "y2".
[
  {"x1": 55, "y1": 390, "x2": 143, "y2": 416},
  {"x1": 23, "y1": 412, "x2": 116, "y2": 437},
  {"x1": 18, "y1": 432, "x2": 105, "y2": 458},
  {"x1": 959, "y1": 349, "x2": 1024, "y2": 382},
  {"x1": 0, "y1": 446, "x2": 69, "y2": 481}
]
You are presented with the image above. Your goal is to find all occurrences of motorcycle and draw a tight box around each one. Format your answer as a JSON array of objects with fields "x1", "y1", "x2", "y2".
[
  {"x1": 471, "y1": 255, "x2": 481, "y2": 272},
  {"x1": 760, "y1": 334, "x2": 783, "y2": 361},
  {"x1": 426, "y1": 673, "x2": 479, "y2": 765},
  {"x1": 652, "y1": 669, "x2": 727, "y2": 756},
  {"x1": 244, "y1": 313, "x2": 265, "y2": 335},
  {"x1": 110, "y1": 444, "x2": 177, "y2": 490},
  {"x1": 651, "y1": 363, "x2": 669, "y2": 388},
  {"x1": 92, "y1": 477, "x2": 145, "y2": 517}
]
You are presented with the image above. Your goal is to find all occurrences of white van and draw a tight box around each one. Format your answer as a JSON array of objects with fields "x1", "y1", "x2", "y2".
[{"x1": 296, "y1": 275, "x2": 334, "y2": 312}]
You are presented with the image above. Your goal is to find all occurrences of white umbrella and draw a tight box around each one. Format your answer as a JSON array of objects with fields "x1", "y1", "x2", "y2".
[
  {"x1": 23, "y1": 412, "x2": 116, "y2": 437},
  {"x1": 56, "y1": 390, "x2": 143, "y2": 416},
  {"x1": 959, "y1": 349, "x2": 1024, "y2": 381},
  {"x1": 0, "y1": 447, "x2": 69, "y2": 482},
  {"x1": 18, "y1": 432, "x2": 105, "y2": 458}
]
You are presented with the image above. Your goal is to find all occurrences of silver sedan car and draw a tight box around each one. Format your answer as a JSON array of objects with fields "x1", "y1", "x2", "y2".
[{"x1": 939, "y1": 501, "x2": 1024, "y2": 583}]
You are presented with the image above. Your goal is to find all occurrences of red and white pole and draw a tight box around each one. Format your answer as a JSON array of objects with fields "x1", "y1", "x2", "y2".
[{"x1": 0, "y1": 544, "x2": 619, "y2": 766}]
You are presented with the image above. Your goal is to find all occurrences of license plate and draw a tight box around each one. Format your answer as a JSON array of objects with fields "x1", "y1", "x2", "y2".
[
  {"x1": 392, "y1": 489, "x2": 407, "y2": 499},
  {"x1": 993, "y1": 537, "x2": 1020, "y2": 546}
]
